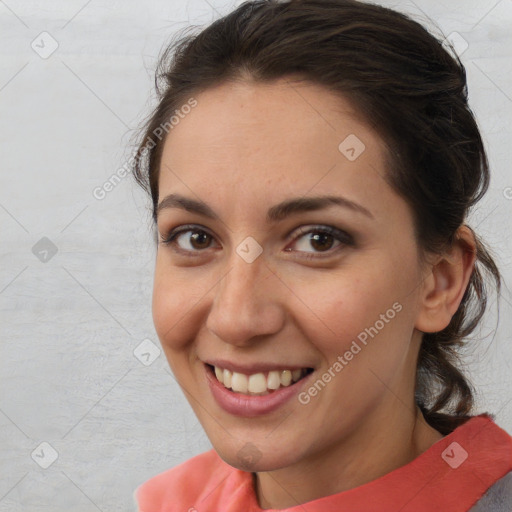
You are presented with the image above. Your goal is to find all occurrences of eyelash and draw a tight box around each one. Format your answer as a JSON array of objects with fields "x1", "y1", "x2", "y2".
[
  {"x1": 159, "y1": 223, "x2": 354, "y2": 259},
  {"x1": 289, "y1": 225, "x2": 353, "y2": 258}
]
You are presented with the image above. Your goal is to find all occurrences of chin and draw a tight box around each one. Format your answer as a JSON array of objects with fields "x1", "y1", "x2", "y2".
[{"x1": 213, "y1": 440, "x2": 301, "y2": 473}]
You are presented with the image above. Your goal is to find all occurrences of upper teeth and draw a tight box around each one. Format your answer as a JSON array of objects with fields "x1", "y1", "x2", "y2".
[{"x1": 214, "y1": 366, "x2": 306, "y2": 395}]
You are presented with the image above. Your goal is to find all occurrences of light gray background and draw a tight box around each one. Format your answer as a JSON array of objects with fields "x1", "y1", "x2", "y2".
[{"x1": 1, "y1": 0, "x2": 511, "y2": 510}]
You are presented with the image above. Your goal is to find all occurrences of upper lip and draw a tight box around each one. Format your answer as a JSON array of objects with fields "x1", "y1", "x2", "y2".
[{"x1": 203, "y1": 358, "x2": 314, "y2": 375}]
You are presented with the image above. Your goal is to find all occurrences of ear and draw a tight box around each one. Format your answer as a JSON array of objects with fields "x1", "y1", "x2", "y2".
[{"x1": 415, "y1": 225, "x2": 477, "y2": 333}]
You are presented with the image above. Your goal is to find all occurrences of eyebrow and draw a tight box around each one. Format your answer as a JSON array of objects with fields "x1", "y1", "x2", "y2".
[{"x1": 156, "y1": 193, "x2": 374, "y2": 222}]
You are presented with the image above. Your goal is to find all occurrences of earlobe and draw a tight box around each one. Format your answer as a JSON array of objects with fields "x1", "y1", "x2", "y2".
[{"x1": 415, "y1": 226, "x2": 477, "y2": 334}]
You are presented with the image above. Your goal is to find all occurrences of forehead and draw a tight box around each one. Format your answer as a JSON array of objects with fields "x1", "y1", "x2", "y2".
[
  {"x1": 162, "y1": 77, "x2": 372, "y2": 159},
  {"x1": 157, "y1": 79, "x2": 398, "y2": 224}
]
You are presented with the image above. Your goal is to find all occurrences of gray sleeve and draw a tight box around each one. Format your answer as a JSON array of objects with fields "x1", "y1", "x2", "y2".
[{"x1": 468, "y1": 471, "x2": 512, "y2": 512}]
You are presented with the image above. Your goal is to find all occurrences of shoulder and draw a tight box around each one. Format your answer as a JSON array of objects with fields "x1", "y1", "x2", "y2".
[
  {"x1": 468, "y1": 470, "x2": 512, "y2": 511},
  {"x1": 134, "y1": 449, "x2": 235, "y2": 511}
]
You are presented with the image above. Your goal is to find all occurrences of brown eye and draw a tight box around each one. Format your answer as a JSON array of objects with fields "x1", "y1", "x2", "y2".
[
  {"x1": 186, "y1": 230, "x2": 212, "y2": 250},
  {"x1": 175, "y1": 229, "x2": 213, "y2": 250},
  {"x1": 288, "y1": 225, "x2": 353, "y2": 256},
  {"x1": 160, "y1": 226, "x2": 216, "y2": 252},
  {"x1": 309, "y1": 232, "x2": 335, "y2": 252}
]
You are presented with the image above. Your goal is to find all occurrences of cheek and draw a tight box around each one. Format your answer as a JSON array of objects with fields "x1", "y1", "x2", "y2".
[
  {"x1": 299, "y1": 271, "x2": 386, "y2": 329},
  {"x1": 294, "y1": 260, "x2": 415, "y2": 359},
  {"x1": 151, "y1": 259, "x2": 205, "y2": 351},
  {"x1": 152, "y1": 283, "x2": 179, "y2": 347}
]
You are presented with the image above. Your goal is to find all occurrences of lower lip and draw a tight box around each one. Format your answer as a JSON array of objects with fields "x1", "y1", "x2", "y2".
[{"x1": 204, "y1": 364, "x2": 312, "y2": 418}]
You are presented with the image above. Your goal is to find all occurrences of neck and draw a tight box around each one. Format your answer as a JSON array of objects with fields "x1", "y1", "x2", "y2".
[{"x1": 254, "y1": 405, "x2": 444, "y2": 509}]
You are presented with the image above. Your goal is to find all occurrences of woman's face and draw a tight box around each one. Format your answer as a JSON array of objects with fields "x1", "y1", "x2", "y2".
[{"x1": 152, "y1": 78, "x2": 429, "y2": 472}]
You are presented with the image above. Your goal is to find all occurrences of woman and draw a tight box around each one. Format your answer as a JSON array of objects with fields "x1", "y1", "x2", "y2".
[{"x1": 132, "y1": 0, "x2": 512, "y2": 510}]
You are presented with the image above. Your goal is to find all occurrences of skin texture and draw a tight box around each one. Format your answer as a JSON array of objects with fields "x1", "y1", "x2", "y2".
[{"x1": 152, "y1": 77, "x2": 477, "y2": 509}]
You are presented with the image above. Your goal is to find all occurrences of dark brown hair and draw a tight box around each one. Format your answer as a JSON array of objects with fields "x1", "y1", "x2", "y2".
[{"x1": 133, "y1": 0, "x2": 501, "y2": 435}]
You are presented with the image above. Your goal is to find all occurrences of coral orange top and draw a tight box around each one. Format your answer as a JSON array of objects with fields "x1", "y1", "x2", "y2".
[{"x1": 135, "y1": 414, "x2": 512, "y2": 511}]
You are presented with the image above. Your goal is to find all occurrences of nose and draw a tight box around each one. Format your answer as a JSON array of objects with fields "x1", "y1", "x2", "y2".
[{"x1": 205, "y1": 254, "x2": 285, "y2": 346}]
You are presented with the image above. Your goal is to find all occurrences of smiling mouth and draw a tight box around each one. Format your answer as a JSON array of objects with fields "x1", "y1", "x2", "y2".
[{"x1": 206, "y1": 364, "x2": 314, "y2": 396}]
